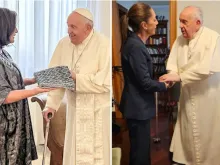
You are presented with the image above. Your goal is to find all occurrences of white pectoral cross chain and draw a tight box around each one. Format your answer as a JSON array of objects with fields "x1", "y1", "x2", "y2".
[
  {"x1": 187, "y1": 27, "x2": 204, "y2": 60},
  {"x1": 71, "y1": 32, "x2": 94, "y2": 72}
]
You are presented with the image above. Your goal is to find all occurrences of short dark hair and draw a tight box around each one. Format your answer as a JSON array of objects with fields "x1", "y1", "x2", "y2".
[{"x1": 0, "y1": 8, "x2": 17, "y2": 48}]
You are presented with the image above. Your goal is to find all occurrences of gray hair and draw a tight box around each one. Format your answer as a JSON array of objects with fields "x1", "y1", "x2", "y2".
[
  {"x1": 0, "y1": 8, "x2": 17, "y2": 48},
  {"x1": 84, "y1": 17, "x2": 93, "y2": 28},
  {"x1": 185, "y1": 6, "x2": 203, "y2": 24}
]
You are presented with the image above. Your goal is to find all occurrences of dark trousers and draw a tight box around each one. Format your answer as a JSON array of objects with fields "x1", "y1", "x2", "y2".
[{"x1": 127, "y1": 119, "x2": 151, "y2": 165}]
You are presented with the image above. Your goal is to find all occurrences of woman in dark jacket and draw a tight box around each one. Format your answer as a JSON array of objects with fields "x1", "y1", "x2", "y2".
[
  {"x1": 0, "y1": 8, "x2": 54, "y2": 164},
  {"x1": 119, "y1": 3, "x2": 168, "y2": 165}
]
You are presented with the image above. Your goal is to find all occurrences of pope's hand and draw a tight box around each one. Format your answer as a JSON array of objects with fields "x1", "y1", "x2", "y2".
[
  {"x1": 159, "y1": 74, "x2": 181, "y2": 82},
  {"x1": 42, "y1": 107, "x2": 56, "y2": 122},
  {"x1": 70, "y1": 70, "x2": 76, "y2": 81}
]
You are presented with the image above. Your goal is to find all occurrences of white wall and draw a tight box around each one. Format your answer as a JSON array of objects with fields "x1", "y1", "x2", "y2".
[
  {"x1": 117, "y1": 0, "x2": 169, "y2": 8},
  {"x1": 117, "y1": 1, "x2": 137, "y2": 9},
  {"x1": 177, "y1": 1, "x2": 220, "y2": 36}
]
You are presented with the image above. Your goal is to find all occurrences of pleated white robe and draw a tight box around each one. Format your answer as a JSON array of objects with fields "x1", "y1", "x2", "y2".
[
  {"x1": 167, "y1": 26, "x2": 220, "y2": 165},
  {"x1": 45, "y1": 30, "x2": 110, "y2": 165}
]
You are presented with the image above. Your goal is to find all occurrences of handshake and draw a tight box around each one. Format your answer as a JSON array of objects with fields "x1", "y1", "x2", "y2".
[{"x1": 159, "y1": 73, "x2": 181, "y2": 89}]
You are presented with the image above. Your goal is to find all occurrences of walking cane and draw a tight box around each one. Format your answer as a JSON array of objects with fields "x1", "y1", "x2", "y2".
[
  {"x1": 42, "y1": 112, "x2": 53, "y2": 165},
  {"x1": 153, "y1": 92, "x2": 161, "y2": 143}
]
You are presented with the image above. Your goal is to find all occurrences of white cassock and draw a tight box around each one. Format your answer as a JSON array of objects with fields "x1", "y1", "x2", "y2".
[
  {"x1": 45, "y1": 30, "x2": 110, "y2": 165},
  {"x1": 167, "y1": 26, "x2": 220, "y2": 165}
]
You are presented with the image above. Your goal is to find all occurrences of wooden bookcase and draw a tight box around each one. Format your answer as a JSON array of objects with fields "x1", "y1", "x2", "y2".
[
  {"x1": 146, "y1": 20, "x2": 169, "y2": 79},
  {"x1": 146, "y1": 20, "x2": 171, "y2": 112}
]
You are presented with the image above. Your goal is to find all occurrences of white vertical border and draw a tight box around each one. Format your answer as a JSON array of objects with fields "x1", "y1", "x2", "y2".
[{"x1": 109, "y1": 0, "x2": 113, "y2": 165}]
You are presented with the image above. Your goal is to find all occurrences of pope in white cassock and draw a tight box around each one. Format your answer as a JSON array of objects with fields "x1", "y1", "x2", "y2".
[
  {"x1": 160, "y1": 6, "x2": 220, "y2": 165},
  {"x1": 42, "y1": 8, "x2": 110, "y2": 165}
]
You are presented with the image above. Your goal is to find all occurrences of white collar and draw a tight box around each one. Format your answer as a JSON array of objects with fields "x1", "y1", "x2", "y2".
[{"x1": 189, "y1": 26, "x2": 204, "y2": 41}]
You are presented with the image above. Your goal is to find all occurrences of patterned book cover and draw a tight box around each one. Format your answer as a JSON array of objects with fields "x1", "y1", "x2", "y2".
[{"x1": 34, "y1": 66, "x2": 75, "y2": 89}]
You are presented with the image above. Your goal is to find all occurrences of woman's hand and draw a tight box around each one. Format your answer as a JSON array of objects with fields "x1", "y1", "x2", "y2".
[
  {"x1": 3, "y1": 87, "x2": 58, "y2": 104},
  {"x1": 33, "y1": 87, "x2": 58, "y2": 95}
]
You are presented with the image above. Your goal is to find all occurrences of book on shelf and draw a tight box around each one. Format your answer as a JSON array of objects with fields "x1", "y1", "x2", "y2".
[
  {"x1": 146, "y1": 37, "x2": 167, "y2": 45},
  {"x1": 145, "y1": 47, "x2": 168, "y2": 54}
]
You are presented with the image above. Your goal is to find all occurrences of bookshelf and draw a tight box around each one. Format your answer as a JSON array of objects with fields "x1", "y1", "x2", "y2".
[
  {"x1": 146, "y1": 20, "x2": 169, "y2": 78},
  {"x1": 146, "y1": 20, "x2": 168, "y2": 47}
]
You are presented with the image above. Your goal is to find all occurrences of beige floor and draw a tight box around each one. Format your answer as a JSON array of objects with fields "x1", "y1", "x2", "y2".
[{"x1": 32, "y1": 145, "x2": 51, "y2": 165}]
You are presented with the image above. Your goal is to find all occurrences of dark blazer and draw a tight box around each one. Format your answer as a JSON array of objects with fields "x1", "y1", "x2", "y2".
[{"x1": 120, "y1": 33, "x2": 167, "y2": 120}]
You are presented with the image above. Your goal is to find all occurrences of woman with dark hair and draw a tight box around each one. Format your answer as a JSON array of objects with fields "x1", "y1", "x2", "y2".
[
  {"x1": 119, "y1": 3, "x2": 168, "y2": 165},
  {"x1": 0, "y1": 8, "x2": 54, "y2": 164}
]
